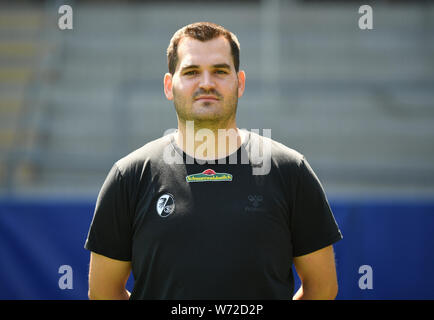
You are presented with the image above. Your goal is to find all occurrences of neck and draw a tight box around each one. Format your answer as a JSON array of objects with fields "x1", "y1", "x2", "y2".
[{"x1": 175, "y1": 120, "x2": 243, "y2": 160}]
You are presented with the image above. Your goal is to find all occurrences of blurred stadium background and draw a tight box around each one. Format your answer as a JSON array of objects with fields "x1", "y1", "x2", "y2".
[{"x1": 0, "y1": 0, "x2": 433, "y2": 299}]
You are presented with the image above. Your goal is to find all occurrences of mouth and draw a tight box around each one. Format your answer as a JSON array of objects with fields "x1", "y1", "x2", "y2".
[{"x1": 195, "y1": 95, "x2": 219, "y2": 101}]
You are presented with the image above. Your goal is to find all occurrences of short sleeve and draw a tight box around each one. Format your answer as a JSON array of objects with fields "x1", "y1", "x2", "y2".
[
  {"x1": 84, "y1": 163, "x2": 133, "y2": 261},
  {"x1": 291, "y1": 157, "x2": 342, "y2": 257}
]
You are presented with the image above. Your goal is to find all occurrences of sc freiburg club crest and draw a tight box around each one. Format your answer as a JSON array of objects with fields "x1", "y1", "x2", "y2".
[{"x1": 156, "y1": 193, "x2": 175, "y2": 217}]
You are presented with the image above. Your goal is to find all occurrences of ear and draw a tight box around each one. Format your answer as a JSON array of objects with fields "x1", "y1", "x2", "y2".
[
  {"x1": 164, "y1": 73, "x2": 174, "y2": 100},
  {"x1": 237, "y1": 70, "x2": 246, "y2": 98}
]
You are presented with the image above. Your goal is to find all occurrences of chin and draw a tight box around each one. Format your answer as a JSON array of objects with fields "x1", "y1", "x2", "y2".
[
  {"x1": 191, "y1": 105, "x2": 222, "y2": 119},
  {"x1": 191, "y1": 113, "x2": 222, "y2": 122}
]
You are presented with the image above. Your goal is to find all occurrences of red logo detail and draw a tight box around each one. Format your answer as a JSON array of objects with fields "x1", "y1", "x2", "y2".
[{"x1": 202, "y1": 169, "x2": 216, "y2": 175}]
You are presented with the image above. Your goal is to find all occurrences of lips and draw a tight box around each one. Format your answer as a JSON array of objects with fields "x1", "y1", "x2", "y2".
[{"x1": 195, "y1": 95, "x2": 219, "y2": 101}]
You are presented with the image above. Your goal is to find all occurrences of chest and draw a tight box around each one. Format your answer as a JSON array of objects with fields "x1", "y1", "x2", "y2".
[{"x1": 132, "y1": 163, "x2": 293, "y2": 253}]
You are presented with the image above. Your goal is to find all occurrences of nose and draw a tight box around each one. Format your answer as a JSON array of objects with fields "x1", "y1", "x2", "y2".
[{"x1": 199, "y1": 71, "x2": 215, "y2": 91}]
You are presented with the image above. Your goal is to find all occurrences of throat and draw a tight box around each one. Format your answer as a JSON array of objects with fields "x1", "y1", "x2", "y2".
[{"x1": 175, "y1": 125, "x2": 243, "y2": 161}]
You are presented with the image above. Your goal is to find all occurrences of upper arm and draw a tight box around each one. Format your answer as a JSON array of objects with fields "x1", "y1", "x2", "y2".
[
  {"x1": 88, "y1": 251, "x2": 132, "y2": 300},
  {"x1": 293, "y1": 245, "x2": 338, "y2": 299}
]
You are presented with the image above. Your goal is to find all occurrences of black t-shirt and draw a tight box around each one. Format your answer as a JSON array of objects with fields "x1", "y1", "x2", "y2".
[{"x1": 84, "y1": 130, "x2": 342, "y2": 299}]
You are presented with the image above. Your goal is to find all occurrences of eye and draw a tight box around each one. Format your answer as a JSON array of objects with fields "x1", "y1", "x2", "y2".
[
  {"x1": 215, "y1": 70, "x2": 228, "y2": 74},
  {"x1": 184, "y1": 70, "x2": 198, "y2": 76}
]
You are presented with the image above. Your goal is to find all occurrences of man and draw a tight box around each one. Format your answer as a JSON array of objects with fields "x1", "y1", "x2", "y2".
[{"x1": 85, "y1": 22, "x2": 342, "y2": 300}]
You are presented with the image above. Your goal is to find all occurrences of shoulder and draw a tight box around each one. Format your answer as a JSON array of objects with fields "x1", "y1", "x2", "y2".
[{"x1": 114, "y1": 134, "x2": 173, "y2": 177}]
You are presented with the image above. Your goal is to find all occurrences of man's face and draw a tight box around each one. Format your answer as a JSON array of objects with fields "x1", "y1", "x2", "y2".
[{"x1": 164, "y1": 36, "x2": 245, "y2": 126}]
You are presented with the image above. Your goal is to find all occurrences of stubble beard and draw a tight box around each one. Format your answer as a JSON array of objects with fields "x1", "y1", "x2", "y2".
[{"x1": 173, "y1": 86, "x2": 239, "y2": 131}]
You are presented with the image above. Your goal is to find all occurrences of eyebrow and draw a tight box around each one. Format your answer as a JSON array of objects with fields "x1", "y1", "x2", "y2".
[
  {"x1": 213, "y1": 63, "x2": 231, "y2": 70},
  {"x1": 181, "y1": 65, "x2": 200, "y2": 71},
  {"x1": 180, "y1": 63, "x2": 231, "y2": 72}
]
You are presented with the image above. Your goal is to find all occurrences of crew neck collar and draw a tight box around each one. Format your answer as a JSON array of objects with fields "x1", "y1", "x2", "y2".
[{"x1": 169, "y1": 129, "x2": 251, "y2": 165}]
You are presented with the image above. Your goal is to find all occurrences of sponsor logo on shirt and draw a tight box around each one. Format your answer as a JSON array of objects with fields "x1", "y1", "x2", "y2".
[
  {"x1": 156, "y1": 193, "x2": 175, "y2": 217},
  {"x1": 185, "y1": 169, "x2": 232, "y2": 183}
]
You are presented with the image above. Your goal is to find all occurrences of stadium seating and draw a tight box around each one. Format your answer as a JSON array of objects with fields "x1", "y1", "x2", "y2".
[{"x1": 0, "y1": 2, "x2": 433, "y2": 198}]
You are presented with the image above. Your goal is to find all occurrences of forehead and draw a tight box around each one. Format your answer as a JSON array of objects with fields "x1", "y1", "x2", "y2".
[{"x1": 176, "y1": 36, "x2": 233, "y2": 69}]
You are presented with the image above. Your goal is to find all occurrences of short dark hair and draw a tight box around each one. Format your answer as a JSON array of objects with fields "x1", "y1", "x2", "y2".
[{"x1": 167, "y1": 22, "x2": 240, "y2": 75}]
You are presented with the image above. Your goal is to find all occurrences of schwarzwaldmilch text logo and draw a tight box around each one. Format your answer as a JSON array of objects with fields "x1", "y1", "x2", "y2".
[{"x1": 186, "y1": 169, "x2": 232, "y2": 183}]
